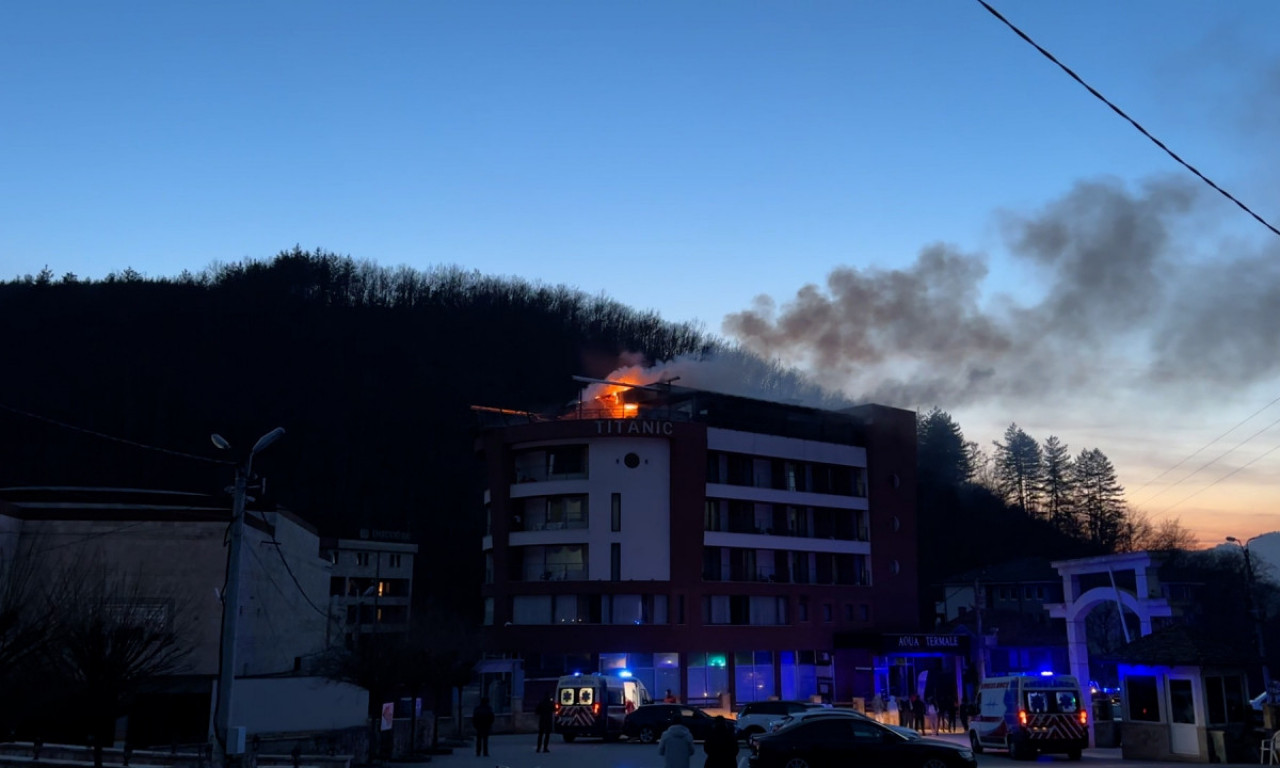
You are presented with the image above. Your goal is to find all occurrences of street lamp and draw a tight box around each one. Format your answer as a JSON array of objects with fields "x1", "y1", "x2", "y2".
[
  {"x1": 1226, "y1": 535, "x2": 1273, "y2": 706},
  {"x1": 212, "y1": 428, "x2": 285, "y2": 765}
]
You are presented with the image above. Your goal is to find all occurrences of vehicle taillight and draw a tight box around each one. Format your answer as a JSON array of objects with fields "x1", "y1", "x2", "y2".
[
  {"x1": 1018, "y1": 709, "x2": 1028, "y2": 726},
  {"x1": 593, "y1": 702, "x2": 600, "y2": 716},
  {"x1": 1078, "y1": 709, "x2": 1088, "y2": 725},
  {"x1": 555, "y1": 702, "x2": 561, "y2": 714}
]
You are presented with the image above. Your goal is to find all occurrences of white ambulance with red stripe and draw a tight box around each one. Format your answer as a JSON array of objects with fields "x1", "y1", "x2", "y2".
[
  {"x1": 968, "y1": 673, "x2": 1088, "y2": 760},
  {"x1": 554, "y1": 672, "x2": 651, "y2": 742}
]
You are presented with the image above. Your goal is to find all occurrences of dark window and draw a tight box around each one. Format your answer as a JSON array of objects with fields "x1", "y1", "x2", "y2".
[
  {"x1": 801, "y1": 718, "x2": 851, "y2": 740},
  {"x1": 1127, "y1": 676, "x2": 1160, "y2": 722},
  {"x1": 611, "y1": 493, "x2": 622, "y2": 531},
  {"x1": 611, "y1": 543, "x2": 621, "y2": 581},
  {"x1": 823, "y1": 603, "x2": 833, "y2": 622},
  {"x1": 798, "y1": 597, "x2": 808, "y2": 622},
  {"x1": 1170, "y1": 679, "x2": 1195, "y2": 724},
  {"x1": 1206, "y1": 677, "x2": 1225, "y2": 724},
  {"x1": 330, "y1": 577, "x2": 345, "y2": 596}
]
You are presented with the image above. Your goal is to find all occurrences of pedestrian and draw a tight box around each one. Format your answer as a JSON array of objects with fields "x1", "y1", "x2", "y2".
[
  {"x1": 910, "y1": 694, "x2": 926, "y2": 732},
  {"x1": 925, "y1": 698, "x2": 939, "y2": 736},
  {"x1": 472, "y1": 697, "x2": 495, "y2": 757},
  {"x1": 658, "y1": 715, "x2": 695, "y2": 768},
  {"x1": 944, "y1": 696, "x2": 957, "y2": 733},
  {"x1": 664, "y1": 688, "x2": 679, "y2": 703},
  {"x1": 702, "y1": 716, "x2": 738, "y2": 768},
  {"x1": 535, "y1": 693, "x2": 555, "y2": 753},
  {"x1": 960, "y1": 696, "x2": 972, "y2": 731}
]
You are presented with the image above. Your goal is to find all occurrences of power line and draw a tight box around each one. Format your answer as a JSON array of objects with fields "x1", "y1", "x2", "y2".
[
  {"x1": 1161, "y1": 439, "x2": 1280, "y2": 515},
  {"x1": 975, "y1": 0, "x2": 1280, "y2": 239},
  {"x1": 1133, "y1": 392, "x2": 1280, "y2": 499},
  {"x1": 0, "y1": 401, "x2": 233, "y2": 466},
  {"x1": 253, "y1": 509, "x2": 335, "y2": 621},
  {"x1": 1147, "y1": 410, "x2": 1280, "y2": 506}
]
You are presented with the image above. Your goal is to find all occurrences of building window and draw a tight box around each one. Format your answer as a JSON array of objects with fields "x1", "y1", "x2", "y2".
[
  {"x1": 611, "y1": 543, "x2": 621, "y2": 581},
  {"x1": 823, "y1": 603, "x2": 833, "y2": 623},
  {"x1": 798, "y1": 597, "x2": 808, "y2": 622},
  {"x1": 1126, "y1": 676, "x2": 1160, "y2": 722},
  {"x1": 845, "y1": 604, "x2": 855, "y2": 621},
  {"x1": 513, "y1": 445, "x2": 589, "y2": 482},
  {"x1": 483, "y1": 597, "x2": 494, "y2": 626},
  {"x1": 513, "y1": 544, "x2": 588, "y2": 581},
  {"x1": 612, "y1": 493, "x2": 622, "y2": 531},
  {"x1": 389, "y1": 554, "x2": 402, "y2": 568},
  {"x1": 356, "y1": 552, "x2": 370, "y2": 567},
  {"x1": 859, "y1": 604, "x2": 870, "y2": 621}
]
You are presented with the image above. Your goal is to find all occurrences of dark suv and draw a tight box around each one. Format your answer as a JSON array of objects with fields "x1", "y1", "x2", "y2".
[{"x1": 735, "y1": 701, "x2": 828, "y2": 737}]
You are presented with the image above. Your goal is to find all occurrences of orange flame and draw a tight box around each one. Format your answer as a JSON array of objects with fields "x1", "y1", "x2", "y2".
[{"x1": 582, "y1": 365, "x2": 657, "y2": 418}]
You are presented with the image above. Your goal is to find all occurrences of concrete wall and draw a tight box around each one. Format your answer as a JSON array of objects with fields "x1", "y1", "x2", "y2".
[{"x1": 232, "y1": 677, "x2": 369, "y2": 736}]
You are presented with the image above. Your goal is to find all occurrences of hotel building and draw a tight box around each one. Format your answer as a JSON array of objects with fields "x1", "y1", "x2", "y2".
[{"x1": 475, "y1": 381, "x2": 920, "y2": 708}]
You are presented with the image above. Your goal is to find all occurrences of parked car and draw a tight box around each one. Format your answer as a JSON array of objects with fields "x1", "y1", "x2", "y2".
[
  {"x1": 736, "y1": 700, "x2": 829, "y2": 737},
  {"x1": 749, "y1": 716, "x2": 977, "y2": 768},
  {"x1": 623, "y1": 704, "x2": 718, "y2": 744},
  {"x1": 767, "y1": 708, "x2": 923, "y2": 741}
]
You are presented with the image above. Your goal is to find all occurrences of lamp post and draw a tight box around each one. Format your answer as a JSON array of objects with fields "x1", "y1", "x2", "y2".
[
  {"x1": 212, "y1": 428, "x2": 285, "y2": 766},
  {"x1": 1226, "y1": 535, "x2": 1273, "y2": 706}
]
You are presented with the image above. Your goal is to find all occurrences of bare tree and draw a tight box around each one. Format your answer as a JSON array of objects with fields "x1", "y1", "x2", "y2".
[
  {"x1": 42, "y1": 559, "x2": 194, "y2": 768},
  {"x1": 0, "y1": 534, "x2": 63, "y2": 682}
]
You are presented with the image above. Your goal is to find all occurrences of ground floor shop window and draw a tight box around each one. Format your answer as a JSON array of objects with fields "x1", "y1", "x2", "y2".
[
  {"x1": 734, "y1": 651, "x2": 776, "y2": 702},
  {"x1": 687, "y1": 652, "x2": 729, "y2": 704}
]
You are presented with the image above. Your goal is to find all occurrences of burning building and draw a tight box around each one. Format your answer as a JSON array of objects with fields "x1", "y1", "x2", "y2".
[{"x1": 473, "y1": 376, "x2": 920, "y2": 711}]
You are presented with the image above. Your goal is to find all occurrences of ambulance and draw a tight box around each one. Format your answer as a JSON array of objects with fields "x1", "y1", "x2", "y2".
[
  {"x1": 554, "y1": 672, "x2": 651, "y2": 742},
  {"x1": 968, "y1": 673, "x2": 1088, "y2": 760}
]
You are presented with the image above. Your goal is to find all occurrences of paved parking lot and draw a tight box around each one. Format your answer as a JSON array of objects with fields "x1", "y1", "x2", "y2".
[{"x1": 416, "y1": 732, "x2": 1263, "y2": 768}]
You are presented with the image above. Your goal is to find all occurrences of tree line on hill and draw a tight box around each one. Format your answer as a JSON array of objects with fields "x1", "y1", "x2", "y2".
[
  {"x1": 1, "y1": 248, "x2": 1247, "y2": 744},
  {"x1": 0, "y1": 250, "x2": 1188, "y2": 622}
]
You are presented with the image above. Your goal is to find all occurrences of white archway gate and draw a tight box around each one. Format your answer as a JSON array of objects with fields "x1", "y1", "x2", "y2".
[{"x1": 1046, "y1": 552, "x2": 1174, "y2": 689}]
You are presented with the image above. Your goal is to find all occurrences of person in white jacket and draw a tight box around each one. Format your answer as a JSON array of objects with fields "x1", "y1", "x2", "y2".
[{"x1": 658, "y1": 718, "x2": 695, "y2": 768}]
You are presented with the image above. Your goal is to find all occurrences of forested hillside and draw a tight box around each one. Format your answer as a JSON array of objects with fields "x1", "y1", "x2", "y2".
[
  {"x1": 0, "y1": 249, "x2": 710, "y2": 617},
  {"x1": 1, "y1": 249, "x2": 1158, "y2": 621}
]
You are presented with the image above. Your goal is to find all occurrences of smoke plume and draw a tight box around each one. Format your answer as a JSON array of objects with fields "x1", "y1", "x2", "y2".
[{"x1": 723, "y1": 175, "x2": 1280, "y2": 409}]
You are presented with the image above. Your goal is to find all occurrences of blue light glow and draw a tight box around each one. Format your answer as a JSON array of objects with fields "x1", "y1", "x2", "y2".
[
  {"x1": 1039, "y1": 671, "x2": 1055, "y2": 677},
  {"x1": 619, "y1": 670, "x2": 633, "y2": 678}
]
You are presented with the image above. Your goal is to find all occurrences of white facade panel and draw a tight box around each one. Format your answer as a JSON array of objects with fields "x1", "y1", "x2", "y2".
[
  {"x1": 707, "y1": 428, "x2": 866, "y2": 466},
  {"x1": 587, "y1": 436, "x2": 670, "y2": 581},
  {"x1": 704, "y1": 483, "x2": 869, "y2": 510},
  {"x1": 510, "y1": 478, "x2": 588, "y2": 499},
  {"x1": 703, "y1": 530, "x2": 871, "y2": 555}
]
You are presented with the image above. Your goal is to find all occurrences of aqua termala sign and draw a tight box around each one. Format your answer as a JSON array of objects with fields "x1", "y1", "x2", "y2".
[{"x1": 884, "y1": 634, "x2": 970, "y2": 654}]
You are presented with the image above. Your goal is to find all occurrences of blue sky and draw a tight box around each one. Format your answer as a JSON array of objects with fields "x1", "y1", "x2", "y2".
[{"x1": 5, "y1": 1, "x2": 1280, "y2": 544}]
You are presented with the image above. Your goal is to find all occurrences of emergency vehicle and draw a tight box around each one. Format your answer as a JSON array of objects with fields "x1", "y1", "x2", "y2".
[
  {"x1": 968, "y1": 674, "x2": 1088, "y2": 760},
  {"x1": 554, "y1": 672, "x2": 651, "y2": 742}
]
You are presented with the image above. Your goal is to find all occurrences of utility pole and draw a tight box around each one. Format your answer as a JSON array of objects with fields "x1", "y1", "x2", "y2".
[
  {"x1": 214, "y1": 464, "x2": 249, "y2": 767},
  {"x1": 1228, "y1": 536, "x2": 1274, "y2": 706},
  {"x1": 212, "y1": 428, "x2": 285, "y2": 768}
]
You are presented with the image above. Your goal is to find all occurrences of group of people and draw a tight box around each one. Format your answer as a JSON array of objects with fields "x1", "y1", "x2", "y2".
[
  {"x1": 658, "y1": 715, "x2": 738, "y2": 768},
  {"x1": 470, "y1": 694, "x2": 563, "y2": 756},
  {"x1": 886, "y1": 693, "x2": 967, "y2": 735}
]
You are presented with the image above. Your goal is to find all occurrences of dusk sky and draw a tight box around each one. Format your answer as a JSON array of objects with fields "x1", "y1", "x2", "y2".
[{"x1": 4, "y1": 1, "x2": 1280, "y2": 547}]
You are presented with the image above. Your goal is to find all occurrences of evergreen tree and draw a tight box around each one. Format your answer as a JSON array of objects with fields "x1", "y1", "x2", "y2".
[
  {"x1": 992, "y1": 423, "x2": 1044, "y2": 517},
  {"x1": 1072, "y1": 448, "x2": 1127, "y2": 550},
  {"x1": 1041, "y1": 435, "x2": 1076, "y2": 536},
  {"x1": 917, "y1": 407, "x2": 972, "y2": 489}
]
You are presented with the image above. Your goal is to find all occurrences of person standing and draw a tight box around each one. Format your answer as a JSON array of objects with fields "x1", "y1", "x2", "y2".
[
  {"x1": 472, "y1": 697, "x2": 495, "y2": 757},
  {"x1": 535, "y1": 694, "x2": 555, "y2": 753},
  {"x1": 910, "y1": 694, "x2": 926, "y2": 732},
  {"x1": 702, "y1": 716, "x2": 738, "y2": 768},
  {"x1": 658, "y1": 715, "x2": 694, "y2": 768}
]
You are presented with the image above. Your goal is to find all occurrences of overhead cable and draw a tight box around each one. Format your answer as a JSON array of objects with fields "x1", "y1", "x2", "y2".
[{"x1": 975, "y1": 0, "x2": 1280, "y2": 239}]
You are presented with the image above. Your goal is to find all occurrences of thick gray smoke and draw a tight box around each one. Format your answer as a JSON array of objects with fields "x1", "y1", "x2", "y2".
[{"x1": 723, "y1": 175, "x2": 1280, "y2": 409}]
